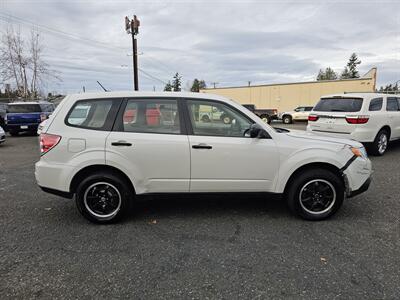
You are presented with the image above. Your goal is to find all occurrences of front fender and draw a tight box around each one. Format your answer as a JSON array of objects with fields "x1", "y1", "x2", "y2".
[{"x1": 274, "y1": 147, "x2": 350, "y2": 193}]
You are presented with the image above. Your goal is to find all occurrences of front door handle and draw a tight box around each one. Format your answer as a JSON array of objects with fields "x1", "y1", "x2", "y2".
[
  {"x1": 192, "y1": 143, "x2": 212, "y2": 149},
  {"x1": 111, "y1": 141, "x2": 132, "y2": 147}
]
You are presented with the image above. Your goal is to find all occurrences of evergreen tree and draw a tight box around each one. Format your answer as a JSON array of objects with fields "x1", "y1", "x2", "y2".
[
  {"x1": 190, "y1": 78, "x2": 207, "y2": 92},
  {"x1": 341, "y1": 53, "x2": 361, "y2": 79},
  {"x1": 163, "y1": 81, "x2": 172, "y2": 91},
  {"x1": 317, "y1": 67, "x2": 337, "y2": 81},
  {"x1": 172, "y1": 73, "x2": 182, "y2": 92}
]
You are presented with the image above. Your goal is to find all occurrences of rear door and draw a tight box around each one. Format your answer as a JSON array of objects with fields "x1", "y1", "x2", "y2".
[
  {"x1": 309, "y1": 97, "x2": 364, "y2": 134},
  {"x1": 105, "y1": 98, "x2": 190, "y2": 194}
]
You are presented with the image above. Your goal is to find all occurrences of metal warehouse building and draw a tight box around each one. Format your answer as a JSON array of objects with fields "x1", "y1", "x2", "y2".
[{"x1": 200, "y1": 68, "x2": 377, "y2": 112}]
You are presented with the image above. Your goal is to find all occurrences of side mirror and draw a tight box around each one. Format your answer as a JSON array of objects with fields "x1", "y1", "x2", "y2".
[{"x1": 248, "y1": 123, "x2": 269, "y2": 138}]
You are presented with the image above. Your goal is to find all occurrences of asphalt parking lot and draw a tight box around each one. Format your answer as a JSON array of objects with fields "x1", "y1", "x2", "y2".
[{"x1": 1, "y1": 123, "x2": 399, "y2": 299}]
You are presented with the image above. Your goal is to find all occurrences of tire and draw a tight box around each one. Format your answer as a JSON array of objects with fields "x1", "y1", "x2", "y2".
[
  {"x1": 75, "y1": 172, "x2": 133, "y2": 224},
  {"x1": 201, "y1": 115, "x2": 211, "y2": 123},
  {"x1": 370, "y1": 129, "x2": 389, "y2": 156},
  {"x1": 9, "y1": 130, "x2": 19, "y2": 136},
  {"x1": 282, "y1": 115, "x2": 292, "y2": 124},
  {"x1": 260, "y1": 115, "x2": 271, "y2": 124},
  {"x1": 286, "y1": 168, "x2": 344, "y2": 221},
  {"x1": 220, "y1": 114, "x2": 232, "y2": 124}
]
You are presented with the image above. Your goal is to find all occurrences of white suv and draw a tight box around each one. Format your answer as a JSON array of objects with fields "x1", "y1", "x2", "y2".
[
  {"x1": 279, "y1": 106, "x2": 313, "y2": 124},
  {"x1": 307, "y1": 93, "x2": 400, "y2": 156},
  {"x1": 35, "y1": 92, "x2": 372, "y2": 223}
]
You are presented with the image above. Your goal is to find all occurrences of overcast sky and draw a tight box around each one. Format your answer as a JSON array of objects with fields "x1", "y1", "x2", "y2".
[{"x1": 0, "y1": 0, "x2": 399, "y2": 94}]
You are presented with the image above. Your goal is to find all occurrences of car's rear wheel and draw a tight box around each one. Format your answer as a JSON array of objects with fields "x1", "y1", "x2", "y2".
[
  {"x1": 286, "y1": 168, "x2": 344, "y2": 220},
  {"x1": 75, "y1": 172, "x2": 132, "y2": 223},
  {"x1": 370, "y1": 129, "x2": 389, "y2": 156},
  {"x1": 282, "y1": 115, "x2": 292, "y2": 124}
]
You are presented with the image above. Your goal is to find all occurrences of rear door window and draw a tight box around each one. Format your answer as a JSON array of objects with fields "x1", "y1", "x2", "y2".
[
  {"x1": 386, "y1": 97, "x2": 399, "y2": 111},
  {"x1": 66, "y1": 99, "x2": 119, "y2": 130},
  {"x1": 119, "y1": 99, "x2": 181, "y2": 134},
  {"x1": 369, "y1": 98, "x2": 383, "y2": 111},
  {"x1": 7, "y1": 104, "x2": 41, "y2": 113},
  {"x1": 313, "y1": 98, "x2": 363, "y2": 112}
]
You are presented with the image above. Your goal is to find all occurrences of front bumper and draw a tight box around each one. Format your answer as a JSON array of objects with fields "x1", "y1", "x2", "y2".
[
  {"x1": 348, "y1": 177, "x2": 371, "y2": 198},
  {"x1": 0, "y1": 134, "x2": 5, "y2": 143}
]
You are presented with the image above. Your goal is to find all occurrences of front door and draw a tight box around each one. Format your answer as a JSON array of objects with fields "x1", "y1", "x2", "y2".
[
  {"x1": 105, "y1": 98, "x2": 190, "y2": 194},
  {"x1": 185, "y1": 99, "x2": 279, "y2": 192}
]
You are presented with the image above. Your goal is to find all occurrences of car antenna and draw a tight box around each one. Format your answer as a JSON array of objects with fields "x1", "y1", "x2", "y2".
[{"x1": 96, "y1": 81, "x2": 109, "y2": 92}]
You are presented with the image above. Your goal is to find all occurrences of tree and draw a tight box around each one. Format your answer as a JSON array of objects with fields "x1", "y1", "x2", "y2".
[
  {"x1": 0, "y1": 25, "x2": 60, "y2": 99},
  {"x1": 316, "y1": 67, "x2": 337, "y2": 81},
  {"x1": 190, "y1": 78, "x2": 207, "y2": 92},
  {"x1": 172, "y1": 72, "x2": 181, "y2": 92},
  {"x1": 163, "y1": 80, "x2": 172, "y2": 91},
  {"x1": 341, "y1": 53, "x2": 361, "y2": 79},
  {"x1": 378, "y1": 83, "x2": 399, "y2": 93}
]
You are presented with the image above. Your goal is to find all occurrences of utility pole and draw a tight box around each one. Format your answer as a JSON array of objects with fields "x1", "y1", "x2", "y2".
[
  {"x1": 125, "y1": 15, "x2": 140, "y2": 91},
  {"x1": 211, "y1": 82, "x2": 219, "y2": 89}
]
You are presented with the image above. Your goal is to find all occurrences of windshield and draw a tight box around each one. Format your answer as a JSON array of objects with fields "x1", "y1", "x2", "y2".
[
  {"x1": 313, "y1": 98, "x2": 363, "y2": 112},
  {"x1": 7, "y1": 104, "x2": 42, "y2": 113}
]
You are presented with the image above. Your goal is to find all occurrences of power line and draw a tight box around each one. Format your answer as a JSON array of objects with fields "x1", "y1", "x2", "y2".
[{"x1": 0, "y1": 12, "x2": 169, "y2": 86}]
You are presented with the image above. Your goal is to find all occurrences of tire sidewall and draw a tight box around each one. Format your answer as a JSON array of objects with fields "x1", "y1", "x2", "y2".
[
  {"x1": 283, "y1": 116, "x2": 292, "y2": 124},
  {"x1": 372, "y1": 130, "x2": 388, "y2": 156},
  {"x1": 75, "y1": 173, "x2": 131, "y2": 223},
  {"x1": 287, "y1": 169, "x2": 345, "y2": 220}
]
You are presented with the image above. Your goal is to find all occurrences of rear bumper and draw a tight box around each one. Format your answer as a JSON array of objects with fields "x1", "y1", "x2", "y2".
[
  {"x1": 7, "y1": 123, "x2": 39, "y2": 131},
  {"x1": 307, "y1": 125, "x2": 375, "y2": 143},
  {"x1": 39, "y1": 186, "x2": 73, "y2": 199}
]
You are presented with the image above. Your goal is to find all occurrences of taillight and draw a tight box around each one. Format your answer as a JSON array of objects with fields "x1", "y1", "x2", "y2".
[
  {"x1": 308, "y1": 114, "x2": 319, "y2": 122},
  {"x1": 40, "y1": 133, "x2": 61, "y2": 155},
  {"x1": 40, "y1": 114, "x2": 47, "y2": 122},
  {"x1": 345, "y1": 115, "x2": 369, "y2": 124}
]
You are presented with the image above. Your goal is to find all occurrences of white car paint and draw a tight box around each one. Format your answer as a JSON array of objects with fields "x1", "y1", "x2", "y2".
[
  {"x1": 279, "y1": 106, "x2": 313, "y2": 122},
  {"x1": 35, "y1": 92, "x2": 372, "y2": 219},
  {"x1": 307, "y1": 93, "x2": 400, "y2": 154},
  {"x1": 0, "y1": 125, "x2": 5, "y2": 144}
]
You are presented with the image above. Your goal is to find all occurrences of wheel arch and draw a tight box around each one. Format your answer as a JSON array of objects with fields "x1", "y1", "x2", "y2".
[
  {"x1": 70, "y1": 164, "x2": 135, "y2": 195},
  {"x1": 283, "y1": 162, "x2": 343, "y2": 196},
  {"x1": 379, "y1": 125, "x2": 391, "y2": 139}
]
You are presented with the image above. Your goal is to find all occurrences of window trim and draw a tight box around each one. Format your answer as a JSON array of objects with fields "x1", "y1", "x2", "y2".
[
  {"x1": 112, "y1": 97, "x2": 187, "y2": 135},
  {"x1": 65, "y1": 98, "x2": 123, "y2": 131},
  {"x1": 182, "y1": 98, "x2": 260, "y2": 139}
]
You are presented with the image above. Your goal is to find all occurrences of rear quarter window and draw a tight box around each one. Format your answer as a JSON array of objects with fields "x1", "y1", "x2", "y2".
[
  {"x1": 369, "y1": 98, "x2": 383, "y2": 111},
  {"x1": 313, "y1": 98, "x2": 363, "y2": 112},
  {"x1": 66, "y1": 99, "x2": 121, "y2": 130}
]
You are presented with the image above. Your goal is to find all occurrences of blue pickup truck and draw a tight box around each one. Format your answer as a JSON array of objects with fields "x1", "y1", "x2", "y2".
[{"x1": 5, "y1": 101, "x2": 55, "y2": 136}]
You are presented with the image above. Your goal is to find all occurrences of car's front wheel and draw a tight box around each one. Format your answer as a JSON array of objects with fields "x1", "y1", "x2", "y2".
[
  {"x1": 286, "y1": 168, "x2": 344, "y2": 220},
  {"x1": 75, "y1": 172, "x2": 132, "y2": 223}
]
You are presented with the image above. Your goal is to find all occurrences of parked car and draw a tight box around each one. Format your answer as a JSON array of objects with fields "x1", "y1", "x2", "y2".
[
  {"x1": 242, "y1": 104, "x2": 278, "y2": 124},
  {"x1": 279, "y1": 106, "x2": 313, "y2": 124},
  {"x1": 0, "y1": 103, "x2": 7, "y2": 129},
  {"x1": 35, "y1": 92, "x2": 372, "y2": 223},
  {"x1": 307, "y1": 93, "x2": 400, "y2": 156},
  {"x1": 5, "y1": 101, "x2": 55, "y2": 136},
  {"x1": 0, "y1": 125, "x2": 5, "y2": 144}
]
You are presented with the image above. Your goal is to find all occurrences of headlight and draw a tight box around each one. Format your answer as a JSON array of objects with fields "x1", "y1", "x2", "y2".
[{"x1": 350, "y1": 146, "x2": 368, "y2": 158}]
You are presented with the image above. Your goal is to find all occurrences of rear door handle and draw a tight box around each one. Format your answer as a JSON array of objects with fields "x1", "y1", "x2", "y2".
[
  {"x1": 192, "y1": 143, "x2": 212, "y2": 149},
  {"x1": 111, "y1": 141, "x2": 132, "y2": 147}
]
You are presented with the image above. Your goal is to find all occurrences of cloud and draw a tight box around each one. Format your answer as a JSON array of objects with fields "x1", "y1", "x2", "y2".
[{"x1": 0, "y1": 0, "x2": 399, "y2": 93}]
